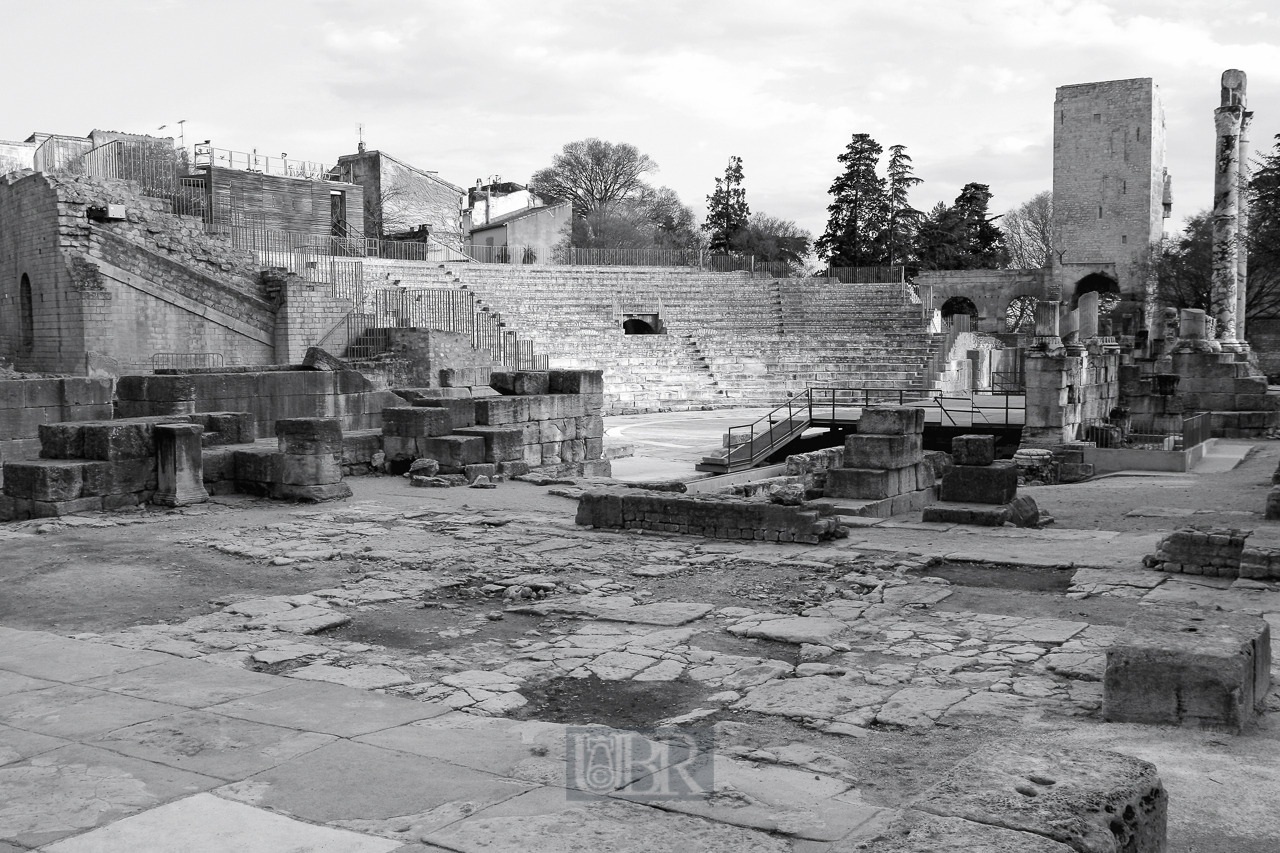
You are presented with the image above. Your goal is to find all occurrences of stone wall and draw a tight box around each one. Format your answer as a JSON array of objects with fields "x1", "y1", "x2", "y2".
[
  {"x1": 0, "y1": 171, "x2": 279, "y2": 375},
  {"x1": 1024, "y1": 346, "x2": 1122, "y2": 446},
  {"x1": 575, "y1": 488, "x2": 843, "y2": 543},
  {"x1": 0, "y1": 377, "x2": 114, "y2": 471},
  {"x1": 116, "y1": 370, "x2": 400, "y2": 438},
  {"x1": 914, "y1": 269, "x2": 1048, "y2": 333}
]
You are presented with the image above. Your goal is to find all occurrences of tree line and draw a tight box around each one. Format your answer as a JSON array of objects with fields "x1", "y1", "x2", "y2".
[{"x1": 526, "y1": 134, "x2": 1025, "y2": 273}]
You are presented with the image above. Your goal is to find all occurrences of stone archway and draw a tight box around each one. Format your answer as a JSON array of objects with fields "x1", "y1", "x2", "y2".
[
  {"x1": 940, "y1": 296, "x2": 979, "y2": 323},
  {"x1": 1070, "y1": 273, "x2": 1120, "y2": 309},
  {"x1": 623, "y1": 318, "x2": 658, "y2": 335}
]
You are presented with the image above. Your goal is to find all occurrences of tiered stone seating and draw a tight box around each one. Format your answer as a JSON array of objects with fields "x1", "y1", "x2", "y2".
[{"x1": 349, "y1": 262, "x2": 941, "y2": 414}]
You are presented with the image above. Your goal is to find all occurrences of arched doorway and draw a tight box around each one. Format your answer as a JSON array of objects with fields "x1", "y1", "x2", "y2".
[
  {"x1": 623, "y1": 318, "x2": 657, "y2": 335},
  {"x1": 1070, "y1": 273, "x2": 1119, "y2": 310},
  {"x1": 19, "y1": 273, "x2": 33, "y2": 353}
]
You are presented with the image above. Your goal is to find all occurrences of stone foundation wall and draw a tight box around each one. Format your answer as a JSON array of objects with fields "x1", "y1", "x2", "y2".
[
  {"x1": 115, "y1": 370, "x2": 401, "y2": 438},
  {"x1": 575, "y1": 488, "x2": 843, "y2": 543},
  {"x1": 0, "y1": 377, "x2": 114, "y2": 467},
  {"x1": 1024, "y1": 346, "x2": 1121, "y2": 445}
]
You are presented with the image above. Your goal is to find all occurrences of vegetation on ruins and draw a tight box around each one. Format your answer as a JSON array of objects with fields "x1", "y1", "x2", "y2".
[
  {"x1": 1002, "y1": 191, "x2": 1053, "y2": 269},
  {"x1": 914, "y1": 183, "x2": 1010, "y2": 271},
  {"x1": 703, "y1": 156, "x2": 751, "y2": 253}
]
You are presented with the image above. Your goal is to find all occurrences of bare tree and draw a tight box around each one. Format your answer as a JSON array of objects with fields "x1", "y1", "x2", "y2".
[
  {"x1": 1002, "y1": 190, "x2": 1053, "y2": 269},
  {"x1": 529, "y1": 139, "x2": 657, "y2": 215}
]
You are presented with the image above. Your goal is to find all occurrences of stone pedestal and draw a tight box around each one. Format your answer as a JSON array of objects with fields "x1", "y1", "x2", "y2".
[
  {"x1": 153, "y1": 423, "x2": 208, "y2": 507},
  {"x1": 923, "y1": 434, "x2": 1040, "y2": 527},
  {"x1": 822, "y1": 406, "x2": 935, "y2": 516},
  {"x1": 1104, "y1": 606, "x2": 1270, "y2": 733}
]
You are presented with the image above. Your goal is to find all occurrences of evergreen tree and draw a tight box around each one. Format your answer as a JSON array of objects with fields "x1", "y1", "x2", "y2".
[
  {"x1": 915, "y1": 183, "x2": 1009, "y2": 270},
  {"x1": 816, "y1": 134, "x2": 887, "y2": 267},
  {"x1": 703, "y1": 156, "x2": 750, "y2": 253},
  {"x1": 883, "y1": 144, "x2": 923, "y2": 267},
  {"x1": 1248, "y1": 133, "x2": 1280, "y2": 321}
]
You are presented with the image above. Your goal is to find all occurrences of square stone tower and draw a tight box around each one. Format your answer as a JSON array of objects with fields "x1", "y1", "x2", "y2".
[{"x1": 1052, "y1": 78, "x2": 1170, "y2": 333}]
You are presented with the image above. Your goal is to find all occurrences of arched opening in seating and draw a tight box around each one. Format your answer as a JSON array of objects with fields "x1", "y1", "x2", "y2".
[
  {"x1": 1070, "y1": 273, "x2": 1120, "y2": 310},
  {"x1": 623, "y1": 318, "x2": 657, "y2": 335},
  {"x1": 1005, "y1": 295, "x2": 1038, "y2": 333},
  {"x1": 19, "y1": 273, "x2": 33, "y2": 353},
  {"x1": 940, "y1": 296, "x2": 978, "y2": 327}
]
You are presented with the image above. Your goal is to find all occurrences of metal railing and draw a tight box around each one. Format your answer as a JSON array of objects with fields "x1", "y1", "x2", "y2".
[
  {"x1": 150, "y1": 352, "x2": 224, "y2": 371},
  {"x1": 990, "y1": 370, "x2": 1025, "y2": 393},
  {"x1": 194, "y1": 144, "x2": 334, "y2": 181},
  {"x1": 1182, "y1": 412, "x2": 1212, "y2": 449}
]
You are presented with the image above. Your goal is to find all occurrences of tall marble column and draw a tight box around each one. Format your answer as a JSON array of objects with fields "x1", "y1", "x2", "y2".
[
  {"x1": 1211, "y1": 69, "x2": 1246, "y2": 350},
  {"x1": 1237, "y1": 107, "x2": 1253, "y2": 345}
]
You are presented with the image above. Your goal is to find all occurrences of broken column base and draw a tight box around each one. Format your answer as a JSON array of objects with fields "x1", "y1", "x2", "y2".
[
  {"x1": 1104, "y1": 606, "x2": 1271, "y2": 733},
  {"x1": 923, "y1": 495, "x2": 1040, "y2": 527}
]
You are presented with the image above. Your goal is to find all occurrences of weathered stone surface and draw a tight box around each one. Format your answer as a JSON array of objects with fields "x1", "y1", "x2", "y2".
[
  {"x1": 287, "y1": 664, "x2": 413, "y2": 690},
  {"x1": 592, "y1": 602, "x2": 715, "y2": 626},
  {"x1": 734, "y1": 677, "x2": 891, "y2": 721},
  {"x1": 1104, "y1": 606, "x2": 1270, "y2": 732},
  {"x1": 859, "y1": 406, "x2": 926, "y2": 436},
  {"x1": 728, "y1": 616, "x2": 848, "y2": 645},
  {"x1": 844, "y1": 434, "x2": 923, "y2": 469},
  {"x1": 939, "y1": 461, "x2": 1018, "y2": 505},
  {"x1": 874, "y1": 688, "x2": 971, "y2": 728},
  {"x1": 864, "y1": 809, "x2": 1076, "y2": 852},
  {"x1": 914, "y1": 745, "x2": 1166, "y2": 853},
  {"x1": 952, "y1": 434, "x2": 995, "y2": 466}
]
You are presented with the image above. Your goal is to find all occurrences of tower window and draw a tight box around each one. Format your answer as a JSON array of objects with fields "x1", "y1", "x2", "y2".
[
  {"x1": 1122, "y1": 235, "x2": 1128, "y2": 244},
  {"x1": 1061, "y1": 110, "x2": 1066, "y2": 125},
  {"x1": 1122, "y1": 180, "x2": 1127, "y2": 194},
  {"x1": 1093, "y1": 113, "x2": 1102, "y2": 124},
  {"x1": 1137, "y1": 126, "x2": 1142, "y2": 141},
  {"x1": 1099, "y1": 207, "x2": 1104, "y2": 219}
]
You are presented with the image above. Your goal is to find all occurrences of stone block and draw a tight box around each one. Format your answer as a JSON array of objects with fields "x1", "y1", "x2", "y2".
[
  {"x1": 201, "y1": 412, "x2": 257, "y2": 444},
  {"x1": 440, "y1": 366, "x2": 491, "y2": 388},
  {"x1": 843, "y1": 434, "x2": 922, "y2": 469},
  {"x1": 269, "y1": 482, "x2": 353, "y2": 502},
  {"x1": 582, "y1": 414, "x2": 605, "y2": 441},
  {"x1": 340, "y1": 431, "x2": 383, "y2": 467},
  {"x1": 411, "y1": 398, "x2": 476, "y2": 429},
  {"x1": 582, "y1": 458, "x2": 612, "y2": 477},
  {"x1": 497, "y1": 461, "x2": 530, "y2": 477},
  {"x1": 585, "y1": 437, "x2": 604, "y2": 459},
  {"x1": 463, "y1": 463, "x2": 497, "y2": 483},
  {"x1": 418, "y1": 436, "x2": 485, "y2": 473},
  {"x1": 521, "y1": 444, "x2": 543, "y2": 468},
  {"x1": 951, "y1": 434, "x2": 995, "y2": 466},
  {"x1": 38, "y1": 423, "x2": 86, "y2": 460},
  {"x1": 82, "y1": 422, "x2": 156, "y2": 461},
  {"x1": 1104, "y1": 606, "x2": 1270, "y2": 733},
  {"x1": 202, "y1": 448, "x2": 233, "y2": 484},
  {"x1": 22, "y1": 379, "x2": 62, "y2": 408},
  {"x1": 915, "y1": 745, "x2": 1166, "y2": 853},
  {"x1": 232, "y1": 448, "x2": 284, "y2": 484},
  {"x1": 141, "y1": 375, "x2": 198, "y2": 403},
  {"x1": 859, "y1": 406, "x2": 926, "y2": 435},
  {"x1": 549, "y1": 369, "x2": 604, "y2": 395},
  {"x1": 381, "y1": 407, "x2": 453, "y2": 439},
  {"x1": 275, "y1": 418, "x2": 344, "y2": 455},
  {"x1": 539, "y1": 419, "x2": 567, "y2": 443},
  {"x1": 541, "y1": 442, "x2": 563, "y2": 466},
  {"x1": 453, "y1": 426, "x2": 525, "y2": 463},
  {"x1": 490, "y1": 371, "x2": 551, "y2": 396},
  {"x1": 1268, "y1": 487, "x2": 1280, "y2": 521},
  {"x1": 279, "y1": 453, "x2": 343, "y2": 486},
  {"x1": 826, "y1": 467, "x2": 903, "y2": 500},
  {"x1": 31, "y1": 496, "x2": 104, "y2": 517},
  {"x1": 474, "y1": 397, "x2": 521, "y2": 426},
  {"x1": 2, "y1": 461, "x2": 86, "y2": 501},
  {"x1": 939, "y1": 460, "x2": 1018, "y2": 505},
  {"x1": 81, "y1": 459, "x2": 155, "y2": 496},
  {"x1": 561, "y1": 439, "x2": 585, "y2": 464}
]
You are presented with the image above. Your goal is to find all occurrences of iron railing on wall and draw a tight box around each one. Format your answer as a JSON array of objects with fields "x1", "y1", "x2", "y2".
[{"x1": 1079, "y1": 412, "x2": 1212, "y2": 451}]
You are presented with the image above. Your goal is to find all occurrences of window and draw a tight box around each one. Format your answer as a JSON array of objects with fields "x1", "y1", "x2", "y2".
[
  {"x1": 1098, "y1": 206, "x2": 1104, "y2": 219},
  {"x1": 19, "y1": 273, "x2": 33, "y2": 352},
  {"x1": 1093, "y1": 113, "x2": 1102, "y2": 124},
  {"x1": 1122, "y1": 235, "x2": 1128, "y2": 244}
]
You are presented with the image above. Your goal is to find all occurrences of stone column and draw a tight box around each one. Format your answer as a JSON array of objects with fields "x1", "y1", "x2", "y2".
[
  {"x1": 1032, "y1": 300, "x2": 1063, "y2": 353},
  {"x1": 153, "y1": 423, "x2": 208, "y2": 507},
  {"x1": 1238, "y1": 108, "x2": 1254, "y2": 345},
  {"x1": 1211, "y1": 70, "x2": 1246, "y2": 349}
]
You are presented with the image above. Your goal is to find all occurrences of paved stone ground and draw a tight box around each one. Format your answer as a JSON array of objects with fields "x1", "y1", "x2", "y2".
[{"x1": 3, "y1": 430, "x2": 1280, "y2": 851}]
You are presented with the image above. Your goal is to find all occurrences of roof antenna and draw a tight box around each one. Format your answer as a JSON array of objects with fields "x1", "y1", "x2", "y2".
[{"x1": 357, "y1": 123, "x2": 365, "y2": 154}]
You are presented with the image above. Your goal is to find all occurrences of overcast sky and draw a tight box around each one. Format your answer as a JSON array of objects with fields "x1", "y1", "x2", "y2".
[{"x1": 7, "y1": 0, "x2": 1279, "y2": 240}]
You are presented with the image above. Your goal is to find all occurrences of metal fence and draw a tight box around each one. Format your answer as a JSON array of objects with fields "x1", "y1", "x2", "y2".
[{"x1": 1079, "y1": 412, "x2": 1212, "y2": 451}]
